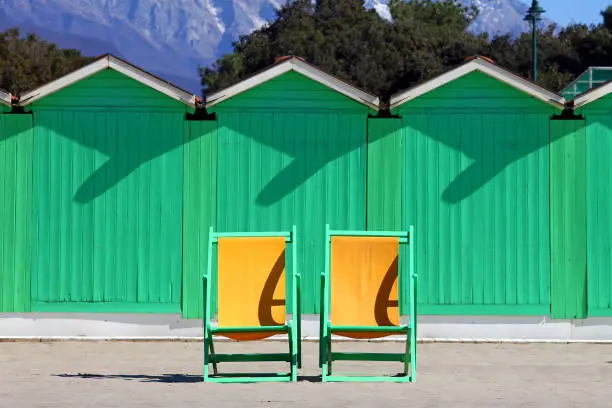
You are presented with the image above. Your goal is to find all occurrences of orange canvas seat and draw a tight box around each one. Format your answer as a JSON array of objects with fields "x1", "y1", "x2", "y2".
[
  {"x1": 217, "y1": 236, "x2": 287, "y2": 341},
  {"x1": 330, "y1": 236, "x2": 401, "y2": 339}
]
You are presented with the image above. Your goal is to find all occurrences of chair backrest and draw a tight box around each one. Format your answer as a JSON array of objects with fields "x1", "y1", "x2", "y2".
[
  {"x1": 328, "y1": 234, "x2": 404, "y2": 339},
  {"x1": 217, "y1": 236, "x2": 287, "y2": 340}
]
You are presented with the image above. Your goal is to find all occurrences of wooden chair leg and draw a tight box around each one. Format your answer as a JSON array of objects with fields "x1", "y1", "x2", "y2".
[{"x1": 208, "y1": 331, "x2": 218, "y2": 376}]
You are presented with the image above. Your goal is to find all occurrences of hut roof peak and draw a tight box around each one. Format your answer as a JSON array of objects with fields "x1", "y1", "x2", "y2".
[
  {"x1": 18, "y1": 54, "x2": 197, "y2": 108},
  {"x1": 205, "y1": 56, "x2": 380, "y2": 111},
  {"x1": 390, "y1": 56, "x2": 566, "y2": 111}
]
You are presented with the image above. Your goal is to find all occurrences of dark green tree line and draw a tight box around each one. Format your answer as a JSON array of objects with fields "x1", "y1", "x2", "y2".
[
  {"x1": 0, "y1": 28, "x2": 94, "y2": 95},
  {"x1": 202, "y1": 0, "x2": 612, "y2": 102}
]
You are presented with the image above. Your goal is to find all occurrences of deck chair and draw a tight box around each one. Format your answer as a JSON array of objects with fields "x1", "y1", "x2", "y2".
[
  {"x1": 202, "y1": 226, "x2": 301, "y2": 383},
  {"x1": 319, "y1": 224, "x2": 418, "y2": 382}
]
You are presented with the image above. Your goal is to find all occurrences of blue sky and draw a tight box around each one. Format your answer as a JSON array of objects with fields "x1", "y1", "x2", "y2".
[{"x1": 521, "y1": 0, "x2": 609, "y2": 27}]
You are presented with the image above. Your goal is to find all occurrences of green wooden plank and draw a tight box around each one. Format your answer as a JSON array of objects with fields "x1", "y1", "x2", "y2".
[
  {"x1": 330, "y1": 325, "x2": 409, "y2": 333},
  {"x1": 204, "y1": 375, "x2": 292, "y2": 383},
  {"x1": 586, "y1": 308, "x2": 612, "y2": 317},
  {"x1": 212, "y1": 353, "x2": 291, "y2": 363},
  {"x1": 212, "y1": 231, "x2": 292, "y2": 240},
  {"x1": 418, "y1": 304, "x2": 549, "y2": 315},
  {"x1": 586, "y1": 116, "x2": 612, "y2": 315},
  {"x1": 367, "y1": 118, "x2": 403, "y2": 231},
  {"x1": 0, "y1": 114, "x2": 33, "y2": 312},
  {"x1": 31, "y1": 301, "x2": 180, "y2": 314},
  {"x1": 182, "y1": 120, "x2": 217, "y2": 319},
  {"x1": 206, "y1": 372, "x2": 291, "y2": 378},
  {"x1": 324, "y1": 375, "x2": 411, "y2": 383},
  {"x1": 212, "y1": 325, "x2": 289, "y2": 334},
  {"x1": 331, "y1": 352, "x2": 406, "y2": 362},
  {"x1": 327, "y1": 230, "x2": 409, "y2": 240},
  {"x1": 550, "y1": 119, "x2": 587, "y2": 319}
]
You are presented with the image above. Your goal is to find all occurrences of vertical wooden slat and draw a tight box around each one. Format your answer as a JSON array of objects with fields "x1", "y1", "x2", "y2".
[
  {"x1": 0, "y1": 113, "x2": 33, "y2": 312},
  {"x1": 366, "y1": 118, "x2": 403, "y2": 231},
  {"x1": 182, "y1": 120, "x2": 217, "y2": 318},
  {"x1": 550, "y1": 119, "x2": 587, "y2": 319},
  {"x1": 586, "y1": 115, "x2": 612, "y2": 316}
]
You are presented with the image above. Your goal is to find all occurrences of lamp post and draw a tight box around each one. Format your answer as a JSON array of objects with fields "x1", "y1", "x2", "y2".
[{"x1": 524, "y1": 0, "x2": 545, "y2": 82}]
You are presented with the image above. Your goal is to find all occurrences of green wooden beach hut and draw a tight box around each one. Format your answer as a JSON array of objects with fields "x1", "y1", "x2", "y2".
[
  {"x1": 385, "y1": 56, "x2": 567, "y2": 317},
  {"x1": 15, "y1": 55, "x2": 198, "y2": 314}
]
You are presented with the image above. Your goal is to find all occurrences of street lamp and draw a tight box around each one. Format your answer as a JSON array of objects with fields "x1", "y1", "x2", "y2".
[{"x1": 524, "y1": 0, "x2": 545, "y2": 82}]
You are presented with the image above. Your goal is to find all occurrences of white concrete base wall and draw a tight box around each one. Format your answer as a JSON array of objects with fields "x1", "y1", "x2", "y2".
[{"x1": 3, "y1": 314, "x2": 612, "y2": 342}]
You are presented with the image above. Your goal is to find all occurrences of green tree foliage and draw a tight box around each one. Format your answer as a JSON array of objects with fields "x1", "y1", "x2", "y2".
[
  {"x1": 201, "y1": 0, "x2": 612, "y2": 103},
  {"x1": 602, "y1": 6, "x2": 612, "y2": 31},
  {"x1": 0, "y1": 28, "x2": 94, "y2": 95}
]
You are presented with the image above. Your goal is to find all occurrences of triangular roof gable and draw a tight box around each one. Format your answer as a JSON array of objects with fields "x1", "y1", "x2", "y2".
[
  {"x1": 205, "y1": 57, "x2": 380, "y2": 111},
  {"x1": 570, "y1": 79, "x2": 612, "y2": 110},
  {"x1": 0, "y1": 89, "x2": 11, "y2": 107},
  {"x1": 19, "y1": 54, "x2": 197, "y2": 107},
  {"x1": 390, "y1": 57, "x2": 566, "y2": 111}
]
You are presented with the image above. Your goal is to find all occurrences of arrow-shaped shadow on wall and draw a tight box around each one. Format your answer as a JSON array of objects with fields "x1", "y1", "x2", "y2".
[
  {"x1": 409, "y1": 117, "x2": 552, "y2": 204},
  {"x1": 0, "y1": 113, "x2": 576, "y2": 208}
]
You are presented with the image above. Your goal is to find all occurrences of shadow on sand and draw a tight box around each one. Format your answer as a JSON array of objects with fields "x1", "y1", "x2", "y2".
[
  {"x1": 54, "y1": 373, "x2": 202, "y2": 383},
  {"x1": 54, "y1": 373, "x2": 324, "y2": 383}
]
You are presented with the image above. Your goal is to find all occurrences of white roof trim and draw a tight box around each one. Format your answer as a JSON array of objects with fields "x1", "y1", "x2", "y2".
[
  {"x1": 19, "y1": 55, "x2": 196, "y2": 107},
  {"x1": 0, "y1": 89, "x2": 11, "y2": 106},
  {"x1": 571, "y1": 81, "x2": 612, "y2": 109},
  {"x1": 389, "y1": 58, "x2": 566, "y2": 110},
  {"x1": 205, "y1": 58, "x2": 380, "y2": 111}
]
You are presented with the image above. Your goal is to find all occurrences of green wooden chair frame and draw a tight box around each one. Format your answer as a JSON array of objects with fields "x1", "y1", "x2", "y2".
[
  {"x1": 319, "y1": 224, "x2": 418, "y2": 382},
  {"x1": 203, "y1": 226, "x2": 302, "y2": 383}
]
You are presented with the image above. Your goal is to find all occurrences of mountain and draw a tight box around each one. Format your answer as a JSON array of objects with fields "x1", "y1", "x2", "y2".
[
  {"x1": 365, "y1": 0, "x2": 555, "y2": 36},
  {"x1": 0, "y1": 0, "x2": 556, "y2": 95}
]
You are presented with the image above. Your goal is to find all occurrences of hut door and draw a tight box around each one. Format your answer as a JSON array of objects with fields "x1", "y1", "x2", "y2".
[{"x1": 549, "y1": 119, "x2": 587, "y2": 319}]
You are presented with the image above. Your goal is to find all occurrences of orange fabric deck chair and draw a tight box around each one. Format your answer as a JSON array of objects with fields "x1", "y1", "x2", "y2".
[
  {"x1": 319, "y1": 224, "x2": 418, "y2": 382},
  {"x1": 203, "y1": 226, "x2": 301, "y2": 383}
]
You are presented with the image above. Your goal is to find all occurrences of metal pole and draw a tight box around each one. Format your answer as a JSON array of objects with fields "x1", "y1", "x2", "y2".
[{"x1": 525, "y1": 1, "x2": 544, "y2": 83}]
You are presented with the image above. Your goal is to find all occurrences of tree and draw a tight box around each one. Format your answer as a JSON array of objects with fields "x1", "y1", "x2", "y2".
[
  {"x1": 201, "y1": 0, "x2": 396, "y2": 99},
  {"x1": 602, "y1": 6, "x2": 612, "y2": 31},
  {"x1": 389, "y1": 0, "x2": 478, "y2": 31},
  {"x1": 0, "y1": 28, "x2": 94, "y2": 94},
  {"x1": 202, "y1": 0, "x2": 484, "y2": 101},
  {"x1": 201, "y1": 0, "x2": 319, "y2": 95}
]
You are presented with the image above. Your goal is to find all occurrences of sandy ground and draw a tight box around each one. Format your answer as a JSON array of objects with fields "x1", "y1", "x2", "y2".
[{"x1": 0, "y1": 341, "x2": 611, "y2": 407}]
